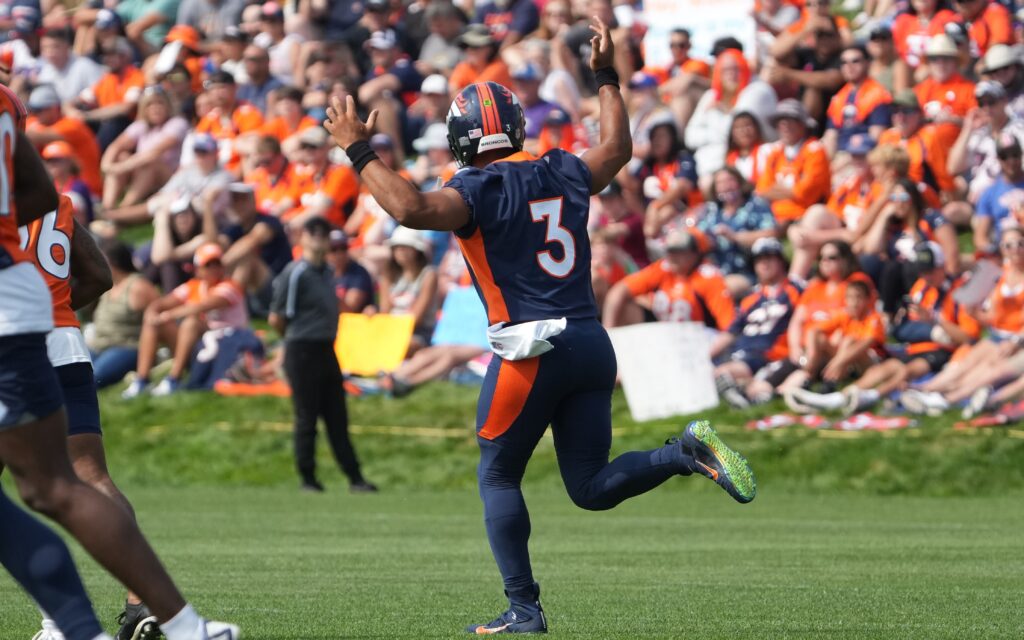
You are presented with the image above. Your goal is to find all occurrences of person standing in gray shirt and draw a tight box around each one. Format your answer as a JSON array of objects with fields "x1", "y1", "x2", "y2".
[{"x1": 269, "y1": 217, "x2": 376, "y2": 493}]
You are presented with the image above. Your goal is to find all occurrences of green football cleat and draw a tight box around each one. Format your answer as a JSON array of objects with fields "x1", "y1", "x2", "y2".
[{"x1": 679, "y1": 420, "x2": 757, "y2": 504}]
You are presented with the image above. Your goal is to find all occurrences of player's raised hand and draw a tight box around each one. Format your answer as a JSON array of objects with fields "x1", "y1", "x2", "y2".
[
  {"x1": 324, "y1": 95, "x2": 378, "y2": 149},
  {"x1": 588, "y1": 16, "x2": 614, "y2": 70}
]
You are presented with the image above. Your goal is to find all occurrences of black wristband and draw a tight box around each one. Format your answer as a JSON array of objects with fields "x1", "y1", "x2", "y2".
[
  {"x1": 594, "y1": 66, "x2": 620, "y2": 89},
  {"x1": 344, "y1": 140, "x2": 379, "y2": 173}
]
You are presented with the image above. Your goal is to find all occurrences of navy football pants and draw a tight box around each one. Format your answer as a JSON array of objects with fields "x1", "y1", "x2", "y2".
[{"x1": 475, "y1": 319, "x2": 693, "y2": 599}]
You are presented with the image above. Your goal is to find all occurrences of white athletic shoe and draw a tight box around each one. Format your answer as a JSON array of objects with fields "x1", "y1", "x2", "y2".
[
  {"x1": 203, "y1": 621, "x2": 240, "y2": 640},
  {"x1": 121, "y1": 379, "x2": 148, "y2": 400},
  {"x1": 783, "y1": 388, "x2": 819, "y2": 414},
  {"x1": 31, "y1": 629, "x2": 65, "y2": 640},
  {"x1": 901, "y1": 390, "x2": 948, "y2": 416},
  {"x1": 962, "y1": 386, "x2": 994, "y2": 420},
  {"x1": 150, "y1": 377, "x2": 180, "y2": 397}
]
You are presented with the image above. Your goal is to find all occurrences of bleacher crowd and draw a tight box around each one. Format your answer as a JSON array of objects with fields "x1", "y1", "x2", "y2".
[{"x1": 7, "y1": 0, "x2": 1024, "y2": 420}]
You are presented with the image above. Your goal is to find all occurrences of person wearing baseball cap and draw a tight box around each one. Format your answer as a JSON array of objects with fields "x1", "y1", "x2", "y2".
[
  {"x1": 822, "y1": 44, "x2": 892, "y2": 158},
  {"x1": 40, "y1": 141, "x2": 96, "y2": 224},
  {"x1": 122, "y1": 240, "x2": 249, "y2": 399},
  {"x1": 756, "y1": 99, "x2": 830, "y2": 225},
  {"x1": 27, "y1": 83, "x2": 104, "y2": 198},
  {"x1": 449, "y1": 24, "x2": 513, "y2": 94},
  {"x1": 948, "y1": 81, "x2": 1024, "y2": 211},
  {"x1": 876, "y1": 90, "x2": 957, "y2": 201},
  {"x1": 326, "y1": 229, "x2": 374, "y2": 314},
  {"x1": 286, "y1": 126, "x2": 360, "y2": 230},
  {"x1": 604, "y1": 226, "x2": 736, "y2": 331},
  {"x1": 269, "y1": 217, "x2": 377, "y2": 494},
  {"x1": 711, "y1": 235, "x2": 801, "y2": 409},
  {"x1": 195, "y1": 68, "x2": 265, "y2": 173},
  {"x1": 974, "y1": 136, "x2": 1024, "y2": 253}
]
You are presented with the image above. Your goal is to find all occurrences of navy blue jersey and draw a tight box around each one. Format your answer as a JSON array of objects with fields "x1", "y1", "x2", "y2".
[
  {"x1": 446, "y1": 149, "x2": 596, "y2": 324},
  {"x1": 728, "y1": 279, "x2": 803, "y2": 362}
]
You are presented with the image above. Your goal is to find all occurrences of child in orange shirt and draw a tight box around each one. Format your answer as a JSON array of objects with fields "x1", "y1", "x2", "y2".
[{"x1": 782, "y1": 279, "x2": 885, "y2": 396}]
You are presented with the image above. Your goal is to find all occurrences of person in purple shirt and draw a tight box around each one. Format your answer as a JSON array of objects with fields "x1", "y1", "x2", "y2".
[
  {"x1": 594, "y1": 180, "x2": 648, "y2": 268},
  {"x1": 512, "y1": 62, "x2": 559, "y2": 143},
  {"x1": 473, "y1": 0, "x2": 538, "y2": 48}
]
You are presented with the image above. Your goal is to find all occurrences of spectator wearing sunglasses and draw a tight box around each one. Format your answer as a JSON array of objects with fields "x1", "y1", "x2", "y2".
[
  {"x1": 973, "y1": 137, "x2": 1024, "y2": 253},
  {"x1": 822, "y1": 44, "x2": 892, "y2": 159},
  {"x1": 948, "y1": 81, "x2": 1024, "y2": 208},
  {"x1": 866, "y1": 25, "x2": 911, "y2": 95}
]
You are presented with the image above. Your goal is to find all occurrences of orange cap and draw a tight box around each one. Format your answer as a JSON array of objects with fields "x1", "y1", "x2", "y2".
[
  {"x1": 166, "y1": 25, "x2": 201, "y2": 51},
  {"x1": 193, "y1": 243, "x2": 224, "y2": 267},
  {"x1": 42, "y1": 141, "x2": 74, "y2": 159}
]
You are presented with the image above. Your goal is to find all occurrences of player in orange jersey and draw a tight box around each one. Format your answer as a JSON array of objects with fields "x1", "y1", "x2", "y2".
[{"x1": 0, "y1": 83, "x2": 240, "y2": 640}]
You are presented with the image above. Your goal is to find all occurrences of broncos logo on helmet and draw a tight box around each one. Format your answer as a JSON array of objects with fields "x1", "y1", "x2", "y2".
[{"x1": 446, "y1": 82, "x2": 525, "y2": 167}]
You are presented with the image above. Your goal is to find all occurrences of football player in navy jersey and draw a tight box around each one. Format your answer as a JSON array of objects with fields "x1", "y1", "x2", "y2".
[{"x1": 326, "y1": 17, "x2": 756, "y2": 634}]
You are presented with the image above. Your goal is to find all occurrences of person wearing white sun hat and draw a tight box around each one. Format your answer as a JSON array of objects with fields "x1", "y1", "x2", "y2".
[
  {"x1": 409, "y1": 122, "x2": 458, "y2": 190},
  {"x1": 382, "y1": 226, "x2": 439, "y2": 351},
  {"x1": 981, "y1": 44, "x2": 1024, "y2": 120}
]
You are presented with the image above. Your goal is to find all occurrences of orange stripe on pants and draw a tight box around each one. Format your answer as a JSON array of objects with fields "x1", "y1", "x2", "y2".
[{"x1": 478, "y1": 358, "x2": 540, "y2": 440}]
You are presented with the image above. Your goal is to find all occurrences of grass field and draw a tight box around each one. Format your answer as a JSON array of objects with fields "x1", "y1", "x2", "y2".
[
  {"x1": 2, "y1": 487, "x2": 1023, "y2": 639},
  {"x1": 2, "y1": 382, "x2": 1024, "y2": 638}
]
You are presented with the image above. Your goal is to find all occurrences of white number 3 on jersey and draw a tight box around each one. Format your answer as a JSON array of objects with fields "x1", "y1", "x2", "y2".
[{"x1": 529, "y1": 197, "x2": 576, "y2": 279}]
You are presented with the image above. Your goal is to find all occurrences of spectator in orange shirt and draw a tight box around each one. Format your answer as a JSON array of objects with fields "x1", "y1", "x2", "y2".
[
  {"x1": 755, "y1": 99, "x2": 831, "y2": 227},
  {"x1": 245, "y1": 135, "x2": 304, "y2": 219},
  {"x1": 449, "y1": 24, "x2": 513, "y2": 94},
  {"x1": 791, "y1": 242, "x2": 979, "y2": 414},
  {"x1": 955, "y1": 0, "x2": 1012, "y2": 57},
  {"x1": 65, "y1": 37, "x2": 145, "y2": 150},
  {"x1": 877, "y1": 89, "x2": 957, "y2": 200},
  {"x1": 788, "y1": 134, "x2": 878, "y2": 279},
  {"x1": 903, "y1": 227, "x2": 1024, "y2": 415},
  {"x1": 122, "y1": 243, "x2": 249, "y2": 399},
  {"x1": 915, "y1": 35, "x2": 977, "y2": 145},
  {"x1": 781, "y1": 278, "x2": 885, "y2": 401},
  {"x1": 725, "y1": 111, "x2": 770, "y2": 184},
  {"x1": 100, "y1": 86, "x2": 189, "y2": 212},
  {"x1": 603, "y1": 228, "x2": 736, "y2": 330},
  {"x1": 26, "y1": 84, "x2": 103, "y2": 197},
  {"x1": 891, "y1": 0, "x2": 959, "y2": 69},
  {"x1": 260, "y1": 86, "x2": 318, "y2": 145},
  {"x1": 194, "y1": 70, "x2": 265, "y2": 174},
  {"x1": 285, "y1": 126, "x2": 360, "y2": 230}
]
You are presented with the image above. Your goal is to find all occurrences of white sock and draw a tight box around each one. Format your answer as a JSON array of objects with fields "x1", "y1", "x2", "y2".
[
  {"x1": 41, "y1": 618, "x2": 59, "y2": 632},
  {"x1": 818, "y1": 392, "x2": 846, "y2": 410},
  {"x1": 860, "y1": 389, "x2": 880, "y2": 405},
  {"x1": 160, "y1": 604, "x2": 205, "y2": 640},
  {"x1": 91, "y1": 634, "x2": 114, "y2": 640}
]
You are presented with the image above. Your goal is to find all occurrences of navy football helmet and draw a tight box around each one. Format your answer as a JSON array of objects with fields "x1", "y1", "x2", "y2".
[{"x1": 446, "y1": 81, "x2": 526, "y2": 167}]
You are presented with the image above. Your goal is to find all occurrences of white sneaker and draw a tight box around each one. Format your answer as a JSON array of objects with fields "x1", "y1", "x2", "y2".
[
  {"x1": 901, "y1": 389, "x2": 948, "y2": 416},
  {"x1": 150, "y1": 377, "x2": 180, "y2": 397},
  {"x1": 121, "y1": 378, "x2": 149, "y2": 399},
  {"x1": 783, "y1": 388, "x2": 819, "y2": 414},
  {"x1": 204, "y1": 621, "x2": 240, "y2": 639},
  {"x1": 31, "y1": 629, "x2": 65, "y2": 640},
  {"x1": 962, "y1": 386, "x2": 994, "y2": 420},
  {"x1": 842, "y1": 388, "x2": 862, "y2": 417}
]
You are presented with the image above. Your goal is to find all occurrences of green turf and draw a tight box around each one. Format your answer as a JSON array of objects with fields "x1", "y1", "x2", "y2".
[
  {"x1": 1, "y1": 486, "x2": 1022, "y2": 639},
  {"x1": 96, "y1": 382, "x2": 1024, "y2": 496}
]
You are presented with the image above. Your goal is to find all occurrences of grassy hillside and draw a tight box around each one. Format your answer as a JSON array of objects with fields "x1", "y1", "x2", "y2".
[{"x1": 98, "y1": 382, "x2": 1024, "y2": 496}]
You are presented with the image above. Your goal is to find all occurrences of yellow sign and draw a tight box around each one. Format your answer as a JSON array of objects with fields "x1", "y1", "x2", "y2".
[{"x1": 334, "y1": 313, "x2": 415, "y2": 376}]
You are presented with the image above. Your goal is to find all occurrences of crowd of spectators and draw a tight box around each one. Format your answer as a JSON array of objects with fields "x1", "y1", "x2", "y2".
[{"x1": 7, "y1": 0, "x2": 1024, "y2": 421}]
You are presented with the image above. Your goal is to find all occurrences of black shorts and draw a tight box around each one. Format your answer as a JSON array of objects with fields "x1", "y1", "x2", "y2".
[
  {"x1": 56, "y1": 362, "x2": 101, "y2": 436},
  {"x1": 0, "y1": 333, "x2": 63, "y2": 430},
  {"x1": 754, "y1": 359, "x2": 799, "y2": 388},
  {"x1": 898, "y1": 349, "x2": 952, "y2": 373}
]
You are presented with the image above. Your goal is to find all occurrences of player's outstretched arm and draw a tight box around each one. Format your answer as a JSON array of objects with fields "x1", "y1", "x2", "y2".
[
  {"x1": 325, "y1": 95, "x2": 470, "y2": 232},
  {"x1": 69, "y1": 218, "x2": 113, "y2": 310},
  {"x1": 13, "y1": 130, "x2": 59, "y2": 225},
  {"x1": 580, "y1": 16, "x2": 632, "y2": 195}
]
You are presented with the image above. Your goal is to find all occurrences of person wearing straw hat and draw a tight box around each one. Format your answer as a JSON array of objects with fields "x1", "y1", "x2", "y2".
[
  {"x1": 914, "y1": 34, "x2": 977, "y2": 145},
  {"x1": 755, "y1": 98, "x2": 831, "y2": 226},
  {"x1": 980, "y1": 44, "x2": 1024, "y2": 120}
]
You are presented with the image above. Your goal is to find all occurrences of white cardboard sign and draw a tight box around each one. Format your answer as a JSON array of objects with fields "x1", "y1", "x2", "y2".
[{"x1": 608, "y1": 322, "x2": 720, "y2": 422}]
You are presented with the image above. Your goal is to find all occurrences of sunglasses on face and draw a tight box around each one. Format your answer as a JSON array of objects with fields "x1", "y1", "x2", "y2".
[
  {"x1": 870, "y1": 33, "x2": 891, "y2": 42},
  {"x1": 998, "y1": 150, "x2": 1023, "y2": 160},
  {"x1": 978, "y1": 98, "x2": 1001, "y2": 108},
  {"x1": 670, "y1": 42, "x2": 690, "y2": 49}
]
